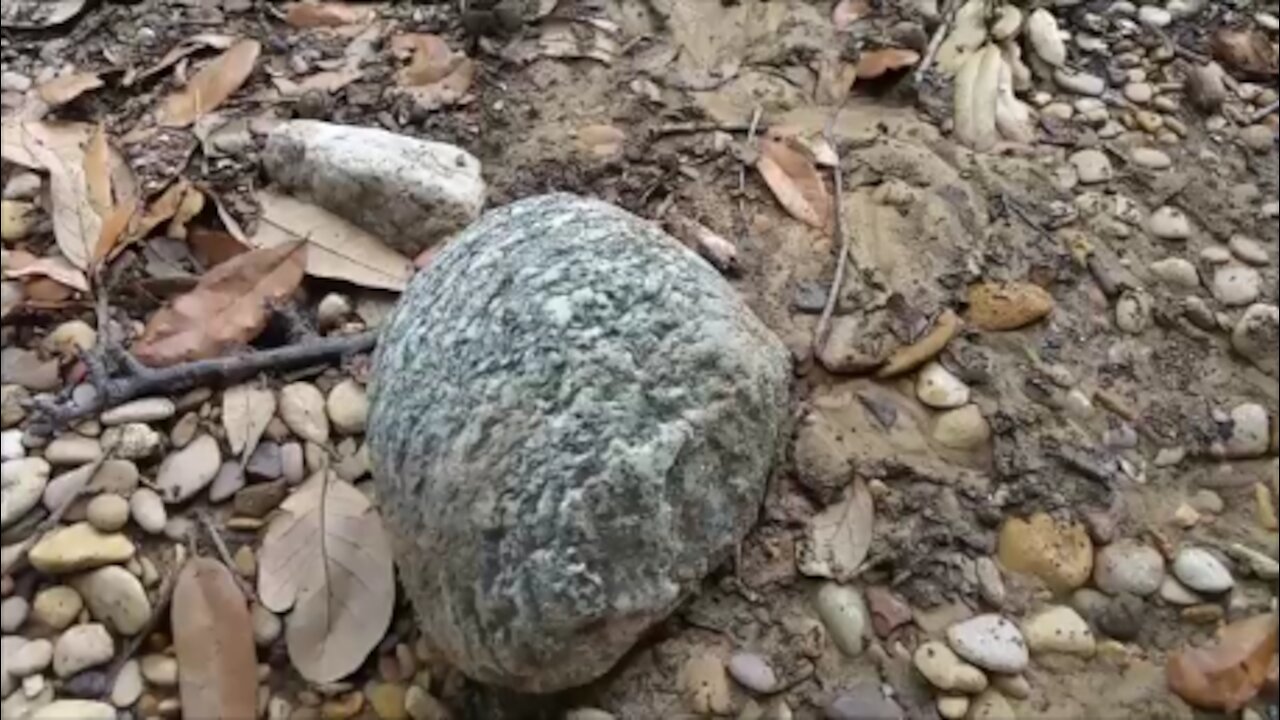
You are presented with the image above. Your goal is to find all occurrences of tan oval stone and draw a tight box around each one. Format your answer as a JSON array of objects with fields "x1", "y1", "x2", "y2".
[{"x1": 996, "y1": 513, "x2": 1093, "y2": 593}]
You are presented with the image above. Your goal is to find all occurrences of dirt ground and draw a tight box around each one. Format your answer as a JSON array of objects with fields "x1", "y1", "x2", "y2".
[{"x1": 2, "y1": 0, "x2": 1279, "y2": 718}]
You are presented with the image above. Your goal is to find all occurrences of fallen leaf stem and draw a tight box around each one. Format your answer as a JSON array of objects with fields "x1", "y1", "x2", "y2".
[
  {"x1": 914, "y1": 0, "x2": 959, "y2": 85},
  {"x1": 197, "y1": 511, "x2": 255, "y2": 599},
  {"x1": 813, "y1": 108, "x2": 852, "y2": 356},
  {"x1": 30, "y1": 331, "x2": 378, "y2": 434}
]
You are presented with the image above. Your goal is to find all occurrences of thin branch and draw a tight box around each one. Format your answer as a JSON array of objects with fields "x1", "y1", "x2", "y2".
[
  {"x1": 813, "y1": 106, "x2": 852, "y2": 356},
  {"x1": 29, "y1": 331, "x2": 378, "y2": 434},
  {"x1": 735, "y1": 106, "x2": 764, "y2": 246},
  {"x1": 0, "y1": 453, "x2": 111, "y2": 577},
  {"x1": 1251, "y1": 101, "x2": 1278, "y2": 123},
  {"x1": 653, "y1": 121, "x2": 755, "y2": 138},
  {"x1": 914, "y1": 0, "x2": 959, "y2": 85},
  {"x1": 197, "y1": 511, "x2": 255, "y2": 599}
]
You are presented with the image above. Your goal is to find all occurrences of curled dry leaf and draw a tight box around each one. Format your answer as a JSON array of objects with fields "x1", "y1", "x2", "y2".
[
  {"x1": 1211, "y1": 27, "x2": 1279, "y2": 77},
  {"x1": 1167, "y1": 612, "x2": 1278, "y2": 711},
  {"x1": 258, "y1": 473, "x2": 395, "y2": 683},
  {"x1": 36, "y1": 72, "x2": 104, "y2": 107},
  {"x1": 172, "y1": 557, "x2": 258, "y2": 720},
  {"x1": 285, "y1": 2, "x2": 375, "y2": 28},
  {"x1": 832, "y1": 0, "x2": 871, "y2": 31},
  {"x1": 756, "y1": 130, "x2": 831, "y2": 229},
  {"x1": 250, "y1": 189, "x2": 413, "y2": 292},
  {"x1": 855, "y1": 48, "x2": 920, "y2": 79},
  {"x1": 188, "y1": 226, "x2": 249, "y2": 268},
  {"x1": 2, "y1": 253, "x2": 90, "y2": 293},
  {"x1": 537, "y1": 18, "x2": 621, "y2": 65},
  {"x1": 127, "y1": 33, "x2": 238, "y2": 87},
  {"x1": 131, "y1": 240, "x2": 307, "y2": 367},
  {"x1": 953, "y1": 44, "x2": 1002, "y2": 151},
  {"x1": 797, "y1": 477, "x2": 874, "y2": 581},
  {"x1": 158, "y1": 39, "x2": 261, "y2": 127},
  {"x1": 222, "y1": 382, "x2": 276, "y2": 460},
  {"x1": 392, "y1": 33, "x2": 475, "y2": 110},
  {"x1": 0, "y1": 121, "x2": 138, "y2": 271}
]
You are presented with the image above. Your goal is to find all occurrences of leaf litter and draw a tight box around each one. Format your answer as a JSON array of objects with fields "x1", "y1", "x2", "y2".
[
  {"x1": 756, "y1": 129, "x2": 831, "y2": 230},
  {"x1": 157, "y1": 39, "x2": 262, "y2": 127},
  {"x1": 131, "y1": 240, "x2": 307, "y2": 366},
  {"x1": 258, "y1": 472, "x2": 395, "y2": 683},
  {"x1": 796, "y1": 477, "x2": 875, "y2": 581},
  {"x1": 172, "y1": 557, "x2": 258, "y2": 720}
]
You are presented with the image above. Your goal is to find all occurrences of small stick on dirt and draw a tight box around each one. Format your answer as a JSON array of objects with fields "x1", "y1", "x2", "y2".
[
  {"x1": 1, "y1": 453, "x2": 111, "y2": 577},
  {"x1": 197, "y1": 511, "x2": 255, "y2": 599},
  {"x1": 29, "y1": 331, "x2": 379, "y2": 434},
  {"x1": 813, "y1": 107, "x2": 851, "y2": 356},
  {"x1": 103, "y1": 554, "x2": 188, "y2": 697},
  {"x1": 735, "y1": 106, "x2": 764, "y2": 244},
  {"x1": 914, "y1": 0, "x2": 959, "y2": 84},
  {"x1": 653, "y1": 121, "x2": 755, "y2": 137},
  {"x1": 1251, "y1": 101, "x2": 1279, "y2": 123}
]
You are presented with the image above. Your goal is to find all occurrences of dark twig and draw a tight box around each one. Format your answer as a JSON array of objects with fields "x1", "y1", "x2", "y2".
[
  {"x1": 29, "y1": 331, "x2": 378, "y2": 434},
  {"x1": 653, "y1": 121, "x2": 755, "y2": 138},
  {"x1": 813, "y1": 106, "x2": 852, "y2": 356}
]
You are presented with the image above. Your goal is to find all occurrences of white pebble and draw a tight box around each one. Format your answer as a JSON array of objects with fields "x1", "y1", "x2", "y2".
[
  {"x1": 815, "y1": 582, "x2": 868, "y2": 657},
  {"x1": 1212, "y1": 265, "x2": 1261, "y2": 307},
  {"x1": 726, "y1": 652, "x2": 777, "y2": 693},
  {"x1": 1148, "y1": 206, "x2": 1192, "y2": 240},
  {"x1": 99, "y1": 397, "x2": 175, "y2": 426},
  {"x1": 1172, "y1": 547, "x2": 1234, "y2": 594},
  {"x1": 53, "y1": 623, "x2": 115, "y2": 678},
  {"x1": 946, "y1": 614, "x2": 1029, "y2": 674},
  {"x1": 129, "y1": 487, "x2": 167, "y2": 534},
  {"x1": 916, "y1": 362, "x2": 971, "y2": 409}
]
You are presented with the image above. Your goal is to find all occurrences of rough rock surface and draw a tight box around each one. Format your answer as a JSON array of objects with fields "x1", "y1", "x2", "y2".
[
  {"x1": 262, "y1": 120, "x2": 485, "y2": 257},
  {"x1": 368, "y1": 194, "x2": 791, "y2": 692}
]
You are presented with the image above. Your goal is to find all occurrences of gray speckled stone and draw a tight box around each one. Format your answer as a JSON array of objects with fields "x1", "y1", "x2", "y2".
[{"x1": 368, "y1": 194, "x2": 791, "y2": 692}]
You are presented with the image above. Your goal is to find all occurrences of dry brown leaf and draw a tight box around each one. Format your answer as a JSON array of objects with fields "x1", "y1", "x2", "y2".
[
  {"x1": 0, "y1": 121, "x2": 137, "y2": 271},
  {"x1": 172, "y1": 557, "x2": 258, "y2": 720},
  {"x1": 131, "y1": 241, "x2": 307, "y2": 367},
  {"x1": 272, "y1": 68, "x2": 364, "y2": 97},
  {"x1": 757, "y1": 131, "x2": 831, "y2": 229},
  {"x1": 167, "y1": 186, "x2": 205, "y2": 240},
  {"x1": 83, "y1": 124, "x2": 113, "y2": 216},
  {"x1": 285, "y1": 2, "x2": 375, "y2": 28},
  {"x1": 1211, "y1": 27, "x2": 1280, "y2": 77},
  {"x1": 36, "y1": 72, "x2": 104, "y2": 107},
  {"x1": 832, "y1": 0, "x2": 871, "y2": 31},
  {"x1": 222, "y1": 382, "x2": 276, "y2": 461},
  {"x1": 856, "y1": 48, "x2": 921, "y2": 79},
  {"x1": 250, "y1": 189, "x2": 412, "y2": 292},
  {"x1": 158, "y1": 39, "x2": 261, "y2": 127},
  {"x1": 392, "y1": 34, "x2": 475, "y2": 109},
  {"x1": 188, "y1": 227, "x2": 248, "y2": 268},
  {"x1": 92, "y1": 203, "x2": 137, "y2": 266},
  {"x1": 124, "y1": 179, "x2": 193, "y2": 250},
  {"x1": 2, "y1": 254, "x2": 90, "y2": 293},
  {"x1": 797, "y1": 477, "x2": 874, "y2": 581},
  {"x1": 1167, "y1": 612, "x2": 1278, "y2": 711},
  {"x1": 258, "y1": 473, "x2": 395, "y2": 683},
  {"x1": 128, "y1": 33, "x2": 239, "y2": 87},
  {"x1": 665, "y1": 214, "x2": 738, "y2": 273},
  {"x1": 537, "y1": 18, "x2": 621, "y2": 64}
]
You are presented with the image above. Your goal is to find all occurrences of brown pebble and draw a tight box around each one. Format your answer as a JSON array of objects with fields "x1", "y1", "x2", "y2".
[
  {"x1": 379, "y1": 654, "x2": 404, "y2": 683},
  {"x1": 1180, "y1": 604, "x2": 1224, "y2": 624},
  {"x1": 320, "y1": 690, "x2": 364, "y2": 720}
]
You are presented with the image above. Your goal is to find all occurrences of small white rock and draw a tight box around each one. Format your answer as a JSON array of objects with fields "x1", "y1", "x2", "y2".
[
  {"x1": 7, "y1": 638, "x2": 52, "y2": 678},
  {"x1": 1115, "y1": 291, "x2": 1152, "y2": 334},
  {"x1": 0, "y1": 430, "x2": 24, "y2": 461},
  {"x1": 1, "y1": 457, "x2": 50, "y2": 529},
  {"x1": 1124, "y1": 83, "x2": 1154, "y2": 104},
  {"x1": 0, "y1": 595, "x2": 29, "y2": 632},
  {"x1": 71, "y1": 565, "x2": 152, "y2": 636},
  {"x1": 1231, "y1": 304, "x2": 1278, "y2": 376},
  {"x1": 317, "y1": 293, "x2": 354, "y2": 330},
  {"x1": 156, "y1": 434, "x2": 221, "y2": 503},
  {"x1": 1137, "y1": 5, "x2": 1171, "y2": 27},
  {"x1": 815, "y1": 582, "x2": 868, "y2": 657},
  {"x1": 932, "y1": 405, "x2": 991, "y2": 450},
  {"x1": 140, "y1": 654, "x2": 179, "y2": 687},
  {"x1": 916, "y1": 362, "x2": 971, "y2": 409},
  {"x1": 1211, "y1": 265, "x2": 1261, "y2": 307},
  {"x1": 99, "y1": 397, "x2": 176, "y2": 426},
  {"x1": 913, "y1": 640, "x2": 989, "y2": 693},
  {"x1": 1094, "y1": 540, "x2": 1165, "y2": 596},
  {"x1": 110, "y1": 659, "x2": 143, "y2": 708},
  {"x1": 1129, "y1": 146, "x2": 1169, "y2": 168},
  {"x1": 1054, "y1": 68, "x2": 1107, "y2": 96},
  {"x1": 44, "y1": 321, "x2": 97, "y2": 360},
  {"x1": 1148, "y1": 206, "x2": 1191, "y2": 240},
  {"x1": 100, "y1": 423, "x2": 162, "y2": 460},
  {"x1": 1172, "y1": 547, "x2": 1234, "y2": 594},
  {"x1": 52, "y1": 623, "x2": 115, "y2": 678},
  {"x1": 1201, "y1": 246, "x2": 1233, "y2": 264},
  {"x1": 1228, "y1": 235, "x2": 1269, "y2": 266},
  {"x1": 1158, "y1": 576, "x2": 1204, "y2": 606},
  {"x1": 129, "y1": 487, "x2": 167, "y2": 534},
  {"x1": 1069, "y1": 149, "x2": 1113, "y2": 184},
  {"x1": 42, "y1": 435, "x2": 102, "y2": 466},
  {"x1": 727, "y1": 652, "x2": 777, "y2": 693},
  {"x1": 945, "y1": 614, "x2": 1029, "y2": 673},
  {"x1": 85, "y1": 493, "x2": 130, "y2": 532},
  {"x1": 252, "y1": 603, "x2": 283, "y2": 646},
  {"x1": 1022, "y1": 605, "x2": 1095, "y2": 656},
  {"x1": 1149, "y1": 257, "x2": 1200, "y2": 289},
  {"x1": 280, "y1": 383, "x2": 330, "y2": 444},
  {"x1": 30, "y1": 699, "x2": 116, "y2": 719},
  {"x1": 31, "y1": 586, "x2": 83, "y2": 631},
  {"x1": 326, "y1": 379, "x2": 369, "y2": 435}
]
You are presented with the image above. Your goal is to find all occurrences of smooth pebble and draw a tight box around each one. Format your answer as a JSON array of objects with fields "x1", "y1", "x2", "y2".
[
  {"x1": 1093, "y1": 540, "x2": 1164, "y2": 596},
  {"x1": 1172, "y1": 547, "x2": 1234, "y2": 593},
  {"x1": 945, "y1": 614, "x2": 1029, "y2": 674}
]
